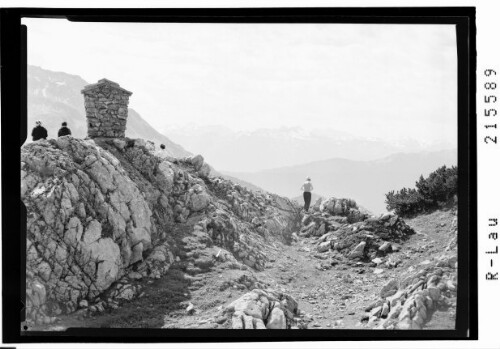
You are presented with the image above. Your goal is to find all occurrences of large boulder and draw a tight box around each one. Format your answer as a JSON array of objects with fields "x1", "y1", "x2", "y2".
[
  {"x1": 190, "y1": 154, "x2": 204, "y2": 171},
  {"x1": 156, "y1": 160, "x2": 175, "y2": 194},
  {"x1": 187, "y1": 184, "x2": 211, "y2": 211},
  {"x1": 371, "y1": 255, "x2": 458, "y2": 330},
  {"x1": 325, "y1": 214, "x2": 415, "y2": 260},
  {"x1": 348, "y1": 241, "x2": 366, "y2": 259},
  {"x1": 266, "y1": 307, "x2": 286, "y2": 329},
  {"x1": 319, "y1": 197, "x2": 364, "y2": 222},
  {"x1": 224, "y1": 289, "x2": 299, "y2": 329},
  {"x1": 22, "y1": 138, "x2": 156, "y2": 321}
]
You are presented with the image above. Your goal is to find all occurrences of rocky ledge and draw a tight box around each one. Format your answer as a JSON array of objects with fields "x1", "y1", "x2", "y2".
[{"x1": 22, "y1": 136, "x2": 298, "y2": 326}]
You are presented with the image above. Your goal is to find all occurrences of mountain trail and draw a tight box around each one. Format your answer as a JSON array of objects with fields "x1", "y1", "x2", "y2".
[
  {"x1": 33, "y1": 207, "x2": 457, "y2": 331},
  {"x1": 22, "y1": 136, "x2": 457, "y2": 332}
]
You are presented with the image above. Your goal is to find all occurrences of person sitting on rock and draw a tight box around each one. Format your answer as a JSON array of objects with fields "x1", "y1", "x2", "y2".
[
  {"x1": 31, "y1": 120, "x2": 48, "y2": 141},
  {"x1": 57, "y1": 122, "x2": 72, "y2": 137},
  {"x1": 300, "y1": 177, "x2": 314, "y2": 212}
]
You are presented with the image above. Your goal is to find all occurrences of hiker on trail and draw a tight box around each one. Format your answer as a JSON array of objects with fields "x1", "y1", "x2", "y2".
[
  {"x1": 31, "y1": 120, "x2": 48, "y2": 141},
  {"x1": 57, "y1": 122, "x2": 72, "y2": 137},
  {"x1": 301, "y1": 177, "x2": 314, "y2": 212}
]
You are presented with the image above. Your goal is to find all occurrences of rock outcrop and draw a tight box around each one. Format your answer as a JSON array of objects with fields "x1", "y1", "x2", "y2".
[
  {"x1": 319, "y1": 197, "x2": 366, "y2": 223},
  {"x1": 300, "y1": 197, "x2": 414, "y2": 264},
  {"x1": 21, "y1": 135, "x2": 457, "y2": 331},
  {"x1": 23, "y1": 137, "x2": 156, "y2": 322},
  {"x1": 366, "y1": 254, "x2": 458, "y2": 329},
  {"x1": 223, "y1": 289, "x2": 299, "y2": 329},
  {"x1": 22, "y1": 136, "x2": 299, "y2": 326},
  {"x1": 300, "y1": 197, "x2": 366, "y2": 238},
  {"x1": 445, "y1": 213, "x2": 458, "y2": 251}
]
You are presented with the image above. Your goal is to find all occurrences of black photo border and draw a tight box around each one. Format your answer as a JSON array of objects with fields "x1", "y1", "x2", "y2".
[{"x1": 1, "y1": 6, "x2": 476, "y2": 343}]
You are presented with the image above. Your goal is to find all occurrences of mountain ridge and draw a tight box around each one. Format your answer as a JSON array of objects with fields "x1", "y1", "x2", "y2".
[
  {"x1": 224, "y1": 149, "x2": 457, "y2": 214},
  {"x1": 163, "y1": 123, "x2": 456, "y2": 172}
]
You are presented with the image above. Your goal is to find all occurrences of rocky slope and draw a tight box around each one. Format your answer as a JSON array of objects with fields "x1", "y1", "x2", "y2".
[
  {"x1": 22, "y1": 136, "x2": 457, "y2": 331},
  {"x1": 297, "y1": 201, "x2": 458, "y2": 330},
  {"x1": 22, "y1": 136, "x2": 299, "y2": 327}
]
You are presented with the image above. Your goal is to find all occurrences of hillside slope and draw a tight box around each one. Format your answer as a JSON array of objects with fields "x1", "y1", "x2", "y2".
[
  {"x1": 22, "y1": 137, "x2": 457, "y2": 331},
  {"x1": 22, "y1": 136, "x2": 300, "y2": 328}
]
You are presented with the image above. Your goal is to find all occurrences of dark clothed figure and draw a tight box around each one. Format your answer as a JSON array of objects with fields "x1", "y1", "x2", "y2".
[
  {"x1": 300, "y1": 177, "x2": 314, "y2": 212},
  {"x1": 58, "y1": 126, "x2": 72, "y2": 137},
  {"x1": 303, "y1": 192, "x2": 312, "y2": 212},
  {"x1": 31, "y1": 125, "x2": 48, "y2": 141}
]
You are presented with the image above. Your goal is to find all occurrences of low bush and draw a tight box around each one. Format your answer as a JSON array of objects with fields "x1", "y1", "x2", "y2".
[{"x1": 385, "y1": 165, "x2": 457, "y2": 216}]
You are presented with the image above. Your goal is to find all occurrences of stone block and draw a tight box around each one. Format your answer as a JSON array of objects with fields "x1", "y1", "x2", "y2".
[
  {"x1": 380, "y1": 279, "x2": 399, "y2": 298},
  {"x1": 266, "y1": 308, "x2": 286, "y2": 329},
  {"x1": 317, "y1": 241, "x2": 331, "y2": 253},
  {"x1": 427, "y1": 286, "x2": 441, "y2": 301},
  {"x1": 348, "y1": 241, "x2": 366, "y2": 259}
]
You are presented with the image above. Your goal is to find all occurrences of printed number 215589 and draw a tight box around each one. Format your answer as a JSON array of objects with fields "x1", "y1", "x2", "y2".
[{"x1": 484, "y1": 69, "x2": 497, "y2": 145}]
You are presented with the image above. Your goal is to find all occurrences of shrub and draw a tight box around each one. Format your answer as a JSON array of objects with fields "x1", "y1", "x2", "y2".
[
  {"x1": 415, "y1": 165, "x2": 457, "y2": 205},
  {"x1": 385, "y1": 165, "x2": 457, "y2": 216},
  {"x1": 385, "y1": 188, "x2": 425, "y2": 216}
]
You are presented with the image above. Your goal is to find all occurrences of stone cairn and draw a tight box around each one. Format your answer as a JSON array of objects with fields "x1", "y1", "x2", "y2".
[{"x1": 81, "y1": 78, "x2": 132, "y2": 138}]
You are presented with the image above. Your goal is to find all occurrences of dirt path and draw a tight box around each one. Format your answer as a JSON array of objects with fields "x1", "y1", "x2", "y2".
[
  {"x1": 32, "y1": 210, "x2": 457, "y2": 331},
  {"x1": 256, "y1": 237, "x2": 399, "y2": 329}
]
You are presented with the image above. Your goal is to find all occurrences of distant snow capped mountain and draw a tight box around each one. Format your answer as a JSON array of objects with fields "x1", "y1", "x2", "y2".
[
  {"x1": 224, "y1": 149, "x2": 457, "y2": 214},
  {"x1": 26, "y1": 65, "x2": 191, "y2": 158},
  {"x1": 162, "y1": 124, "x2": 455, "y2": 172}
]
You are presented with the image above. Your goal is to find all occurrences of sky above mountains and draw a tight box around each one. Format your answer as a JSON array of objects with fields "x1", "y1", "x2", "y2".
[{"x1": 23, "y1": 19, "x2": 457, "y2": 146}]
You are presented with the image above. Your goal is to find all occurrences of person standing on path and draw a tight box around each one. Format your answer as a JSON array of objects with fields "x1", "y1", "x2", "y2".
[
  {"x1": 301, "y1": 177, "x2": 314, "y2": 212},
  {"x1": 57, "y1": 122, "x2": 72, "y2": 137},
  {"x1": 31, "y1": 120, "x2": 48, "y2": 141}
]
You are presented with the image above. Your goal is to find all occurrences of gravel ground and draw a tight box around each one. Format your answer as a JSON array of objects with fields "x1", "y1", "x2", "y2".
[{"x1": 32, "y1": 209, "x2": 457, "y2": 331}]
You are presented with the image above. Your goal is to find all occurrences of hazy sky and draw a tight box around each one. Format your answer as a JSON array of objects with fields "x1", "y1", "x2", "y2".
[{"x1": 23, "y1": 18, "x2": 457, "y2": 144}]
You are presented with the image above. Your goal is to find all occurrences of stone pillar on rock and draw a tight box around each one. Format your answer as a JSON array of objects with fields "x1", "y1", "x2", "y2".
[{"x1": 81, "y1": 79, "x2": 133, "y2": 138}]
